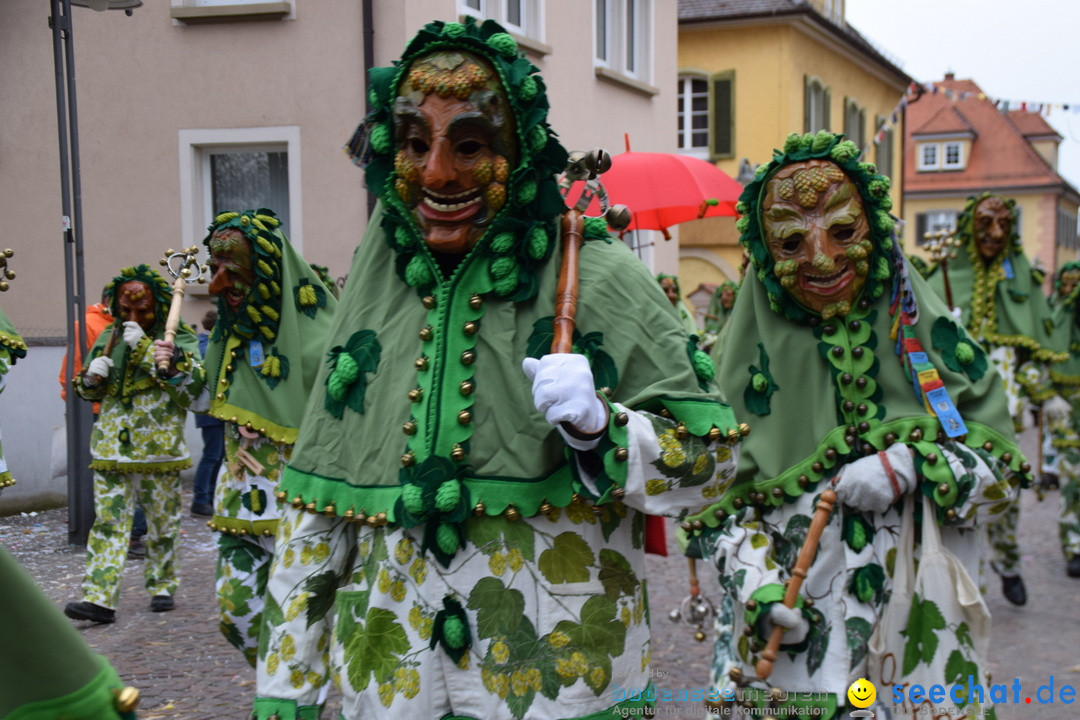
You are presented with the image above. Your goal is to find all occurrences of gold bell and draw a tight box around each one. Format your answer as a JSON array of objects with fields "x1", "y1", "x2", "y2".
[
  {"x1": 505, "y1": 505, "x2": 521, "y2": 521},
  {"x1": 113, "y1": 686, "x2": 140, "y2": 713}
]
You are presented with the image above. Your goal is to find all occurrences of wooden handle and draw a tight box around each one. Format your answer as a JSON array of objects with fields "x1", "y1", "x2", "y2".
[
  {"x1": 158, "y1": 276, "x2": 186, "y2": 371},
  {"x1": 101, "y1": 324, "x2": 121, "y2": 358},
  {"x1": 551, "y1": 210, "x2": 585, "y2": 354},
  {"x1": 754, "y1": 488, "x2": 836, "y2": 680}
]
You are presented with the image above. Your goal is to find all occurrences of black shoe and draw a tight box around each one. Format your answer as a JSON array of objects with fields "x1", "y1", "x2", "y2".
[
  {"x1": 127, "y1": 537, "x2": 146, "y2": 560},
  {"x1": 190, "y1": 503, "x2": 214, "y2": 518},
  {"x1": 1039, "y1": 473, "x2": 1060, "y2": 491},
  {"x1": 64, "y1": 600, "x2": 116, "y2": 624},
  {"x1": 150, "y1": 595, "x2": 174, "y2": 612},
  {"x1": 1001, "y1": 575, "x2": 1027, "y2": 606},
  {"x1": 1068, "y1": 557, "x2": 1080, "y2": 578}
]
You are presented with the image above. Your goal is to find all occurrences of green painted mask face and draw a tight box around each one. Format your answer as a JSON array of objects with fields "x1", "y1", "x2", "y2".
[
  {"x1": 208, "y1": 228, "x2": 255, "y2": 315},
  {"x1": 762, "y1": 160, "x2": 871, "y2": 318},
  {"x1": 392, "y1": 50, "x2": 517, "y2": 255}
]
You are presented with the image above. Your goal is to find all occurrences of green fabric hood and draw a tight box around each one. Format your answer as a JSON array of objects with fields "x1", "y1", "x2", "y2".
[
  {"x1": 202, "y1": 209, "x2": 337, "y2": 444},
  {"x1": 926, "y1": 192, "x2": 1066, "y2": 364}
]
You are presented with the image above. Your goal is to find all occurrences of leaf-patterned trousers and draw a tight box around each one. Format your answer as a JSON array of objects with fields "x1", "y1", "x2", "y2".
[
  {"x1": 216, "y1": 531, "x2": 275, "y2": 667},
  {"x1": 81, "y1": 469, "x2": 182, "y2": 609}
]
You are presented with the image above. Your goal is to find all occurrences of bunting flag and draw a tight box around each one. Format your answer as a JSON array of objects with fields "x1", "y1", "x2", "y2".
[{"x1": 871, "y1": 81, "x2": 1080, "y2": 146}]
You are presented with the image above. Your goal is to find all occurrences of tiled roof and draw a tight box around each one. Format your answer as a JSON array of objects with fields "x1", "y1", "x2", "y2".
[
  {"x1": 912, "y1": 106, "x2": 976, "y2": 137},
  {"x1": 904, "y1": 76, "x2": 1071, "y2": 194},
  {"x1": 678, "y1": 0, "x2": 910, "y2": 85},
  {"x1": 679, "y1": 0, "x2": 802, "y2": 20},
  {"x1": 1009, "y1": 110, "x2": 1061, "y2": 140}
]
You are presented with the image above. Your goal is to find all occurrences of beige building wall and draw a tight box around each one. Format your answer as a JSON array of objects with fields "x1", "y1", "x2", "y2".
[{"x1": 0, "y1": 0, "x2": 678, "y2": 510}]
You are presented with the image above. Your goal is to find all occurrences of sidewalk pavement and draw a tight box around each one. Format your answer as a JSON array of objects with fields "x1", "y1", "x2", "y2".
[{"x1": 1, "y1": 425, "x2": 1078, "y2": 719}]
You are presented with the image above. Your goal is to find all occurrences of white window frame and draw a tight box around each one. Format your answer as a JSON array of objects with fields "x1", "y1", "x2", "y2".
[
  {"x1": 170, "y1": 0, "x2": 296, "y2": 21},
  {"x1": 594, "y1": 0, "x2": 652, "y2": 83},
  {"x1": 918, "y1": 142, "x2": 939, "y2": 171},
  {"x1": 806, "y1": 78, "x2": 827, "y2": 133},
  {"x1": 927, "y1": 210, "x2": 957, "y2": 234},
  {"x1": 178, "y1": 126, "x2": 303, "y2": 254},
  {"x1": 677, "y1": 75, "x2": 710, "y2": 158},
  {"x1": 942, "y1": 141, "x2": 964, "y2": 169},
  {"x1": 458, "y1": 0, "x2": 543, "y2": 42}
]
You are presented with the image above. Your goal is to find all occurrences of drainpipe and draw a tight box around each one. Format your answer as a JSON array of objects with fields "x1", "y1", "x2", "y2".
[{"x1": 363, "y1": 0, "x2": 376, "y2": 217}]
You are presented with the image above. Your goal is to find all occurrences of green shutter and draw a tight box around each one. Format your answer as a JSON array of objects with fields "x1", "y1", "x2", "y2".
[{"x1": 711, "y1": 71, "x2": 734, "y2": 159}]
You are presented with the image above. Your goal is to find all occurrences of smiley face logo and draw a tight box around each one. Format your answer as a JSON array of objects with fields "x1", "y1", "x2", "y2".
[{"x1": 847, "y1": 678, "x2": 876, "y2": 709}]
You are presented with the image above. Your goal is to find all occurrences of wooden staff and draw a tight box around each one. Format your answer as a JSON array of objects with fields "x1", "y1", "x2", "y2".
[
  {"x1": 101, "y1": 323, "x2": 122, "y2": 358},
  {"x1": 551, "y1": 210, "x2": 585, "y2": 354},
  {"x1": 157, "y1": 246, "x2": 204, "y2": 372},
  {"x1": 754, "y1": 488, "x2": 836, "y2": 680}
]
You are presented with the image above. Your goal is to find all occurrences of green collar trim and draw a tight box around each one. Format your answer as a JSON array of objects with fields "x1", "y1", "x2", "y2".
[
  {"x1": 3, "y1": 662, "x2": 135, "y2": 720},
  {"x1": 279, "y1": 462, "x2": 580, "y2": 523},
  {"x1": 89, "y1": 457, "x2": 192, "y2": 473},
  {"x1": 685, "y1": 419, "x2": 1027, "y2": 528}
]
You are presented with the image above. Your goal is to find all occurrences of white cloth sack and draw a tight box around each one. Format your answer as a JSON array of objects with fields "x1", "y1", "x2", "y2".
[{"x1": 866, "y1": 495, "x2": 992, "y2": 718}]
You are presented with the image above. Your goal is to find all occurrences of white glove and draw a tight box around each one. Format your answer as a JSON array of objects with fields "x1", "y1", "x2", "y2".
[
  {"x1": 950, "y1": 306, "x2": 963, "y2": 322},
  {"x1": 832, "y1": 443, "x2": 917, "y2": 514},
  {"x1": 1043, "y1": 395, "x2": 1072, "y2": 424},
  {"x1": 765, "y1": 603, "x2": 810, "y2": 645},
  {"x1": 86, "y1": 356, "x2": 114, "y2": 381},
  {"x1": 522, "y1": 354, "x2": 608, "y2": 451},
  {"x1": 122, "y1": 320, "x2": 145, "y2": 349}
]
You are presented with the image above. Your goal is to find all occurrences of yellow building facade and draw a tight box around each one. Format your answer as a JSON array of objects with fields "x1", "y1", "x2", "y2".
[{"x1": 675, "y1": 3, "x2": 910, "y2": 314}]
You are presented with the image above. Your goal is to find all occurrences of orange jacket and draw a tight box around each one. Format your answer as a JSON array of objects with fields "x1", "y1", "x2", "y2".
[{"x1": 59, "y1": 303, "x2": 113, "y2": 405}]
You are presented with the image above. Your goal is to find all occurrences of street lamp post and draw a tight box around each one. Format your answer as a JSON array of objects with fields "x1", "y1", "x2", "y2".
[{"x1": 49, "y1": 0, "x2": 141, "y2": 545}]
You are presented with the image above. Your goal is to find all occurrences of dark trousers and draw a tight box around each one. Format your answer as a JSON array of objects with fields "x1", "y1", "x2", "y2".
[{"x1": 193, "y1": 423, "x2": 225, "y2": 507}]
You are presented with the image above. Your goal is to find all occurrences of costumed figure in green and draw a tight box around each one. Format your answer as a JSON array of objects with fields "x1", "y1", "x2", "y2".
[
  {"x1": 1041, "y1": 261, "x2": 1080, "y2": 578},
  {"x1": 926, "y1": 192, "x2": 1069, "y2": 606},
  {"x1": 2, "y1": 546, "x2": 139, "y2": 720},
  {"x1": 253, "y1": 19, "x2": 742, "y2": 720},
  {"x1": 64, "y1": 264, "x2": 206, "y2": 625},
  {"x1": 683, "y1": 132, "x2": 1025, "y2": 719},
  {"x1": 702, "y1": 279, "x2": 739, "y2": 355},
  {"x1": 704, "y1": 280, "x2": 739, "y2": 335},
  {"x1": 155, "y1": 209, "x2": 337, "y2": 668},
  {"x1": 0, "y1": 306, "x2": 27, "y2": 494},
  {"x1": 657, "y1": 272, "x2": 701, "y2": 337}
]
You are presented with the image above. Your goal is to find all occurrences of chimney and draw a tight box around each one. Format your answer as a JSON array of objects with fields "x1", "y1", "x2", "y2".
[{"x1": 944, "y1": 72, "x2": 955, "y2": 81}]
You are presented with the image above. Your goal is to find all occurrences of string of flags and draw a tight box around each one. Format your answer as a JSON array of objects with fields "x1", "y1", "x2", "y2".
[{"x1": 872, "y1": 81, "x2": 1080, "y2": 146}]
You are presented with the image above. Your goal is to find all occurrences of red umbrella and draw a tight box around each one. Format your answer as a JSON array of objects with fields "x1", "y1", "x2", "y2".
[{"x1": 587, "y1": 149, "x2": 744, "y2": 238}]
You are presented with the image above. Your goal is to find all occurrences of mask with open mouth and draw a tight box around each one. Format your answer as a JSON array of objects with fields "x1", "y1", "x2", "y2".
[
  {"x1": 207, "y1": 227, "x2": 255, "y2": 317},
  {"x1": 393, "y1": 50, "x2": 517, "y2": 255},
  {"x1": 761, "y1": 159, "x2": 870, "y2": 318},
  {"x1": 735, "y1": 131, "x2": 896, "y2": 324}
]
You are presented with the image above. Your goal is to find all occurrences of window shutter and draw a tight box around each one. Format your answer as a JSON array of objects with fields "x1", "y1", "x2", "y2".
[
  {"x1": 915, "y1": 213, "x2": 927, "y2": 246},
  {"x1": 804, "y1": 75, "x2": 811, "y2": 133},
  {"x1": 712, "y1": 73, "x2": 733, "y2": 158},
  {"x1": 823, "y1": 89, "x2": 831, "y2": 130}
]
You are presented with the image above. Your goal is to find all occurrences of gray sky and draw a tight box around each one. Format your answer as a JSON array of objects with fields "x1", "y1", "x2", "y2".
[{"x1": 845, "y1": 0, "x2": 1080, "y2": 190}]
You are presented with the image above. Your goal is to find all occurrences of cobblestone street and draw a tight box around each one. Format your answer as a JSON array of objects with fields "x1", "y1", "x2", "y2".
[{"x1": 2, "y1": 428, "x2": 1078, "y2": 718}]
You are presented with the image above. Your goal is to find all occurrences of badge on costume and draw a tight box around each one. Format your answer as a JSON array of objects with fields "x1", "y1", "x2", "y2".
[
  {"x1": 926, "y1": 386, "x2": 968, "y2": 437},
  {"x1": 249, "y1": 340, "x2": 264, "y2": 368},
  {"x1": 1003, "y1": 257, "x2": 1014, "y2": 279}
]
